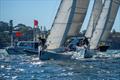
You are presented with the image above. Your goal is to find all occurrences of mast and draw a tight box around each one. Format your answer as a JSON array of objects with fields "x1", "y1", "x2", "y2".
[
  {"x1": 67, "y1": 0, "x2": 89, "y2": 37},
  {"x1": 89, "y1": 0, "x2": 112, "y2": 49},
  {"x1": 9, "y1": 20, "x2": 14, "y2": 47},
  {"x1": 100, "y1": 0, "x2": 120, "y2": 42},
  {"x1": 85, "y1": 0, "x2": 103, "y2": 39}
]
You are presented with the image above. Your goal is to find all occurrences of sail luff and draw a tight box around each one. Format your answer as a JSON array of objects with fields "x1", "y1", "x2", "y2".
[
  {"x1": 90, "y1": 0, "x2": 112, "y2": 49},
  {"x1": 50, "y1": 0, "x2": 63, "y2": 30}
]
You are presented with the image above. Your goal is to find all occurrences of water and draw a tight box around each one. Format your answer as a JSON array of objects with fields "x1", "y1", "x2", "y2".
[{"x1": 0, "y1": 50, "x2": 120, "y2": 80}]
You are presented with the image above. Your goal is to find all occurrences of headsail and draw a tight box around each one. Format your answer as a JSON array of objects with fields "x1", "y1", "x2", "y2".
[
  {"x1": 89, "y1": 0, "x2": 112, "y2": 49},
  {"x1": 100, "y1": 0, "x2": 120, "y2": 42},
  {"x1": 46, "y1": 0, "x2": 90, "y2": 50},
  {"x1": 85, "y1": 0, "x2": 103, "y2": 39},
  {"x1": 67, "y1": 0, "x2": 89, "y2": 37}
]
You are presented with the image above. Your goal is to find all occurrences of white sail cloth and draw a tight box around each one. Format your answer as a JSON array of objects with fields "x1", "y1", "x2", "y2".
[
  {"x1": 89, "y1": 0, "x2": 112, "y2": 49},
  {"x1": 46, "y1": 0, "x2": 73, "y2": 50},
  {"x1": 47, "y1": 0, "x2": 89, "y2": 50},
  {"x1": 100, "y1": 0, "x2": 120, "y2": 42},
  {"x1": 85, "y1": 0, "x2": 103, "y2": 38},
  {"x1": 67, "y1": 0, "x2": 89, "y2": 37}
]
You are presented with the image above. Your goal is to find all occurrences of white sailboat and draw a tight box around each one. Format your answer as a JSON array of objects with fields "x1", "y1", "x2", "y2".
[
  {"x1": 71, "y1": 0, "x2": 105, "y2": 58},
  {"x1": 39, "y1": 0, "x2": 120, "y2": 60},
  {"x1": 89, "y1": 0, "x2": 120, "y2": 52},
  {"x1": 46, "y1": 0, "x2": 89, "y2": 51},
  {"x1": 40, "y1": 0, "x2": 90, "y2": 60}
]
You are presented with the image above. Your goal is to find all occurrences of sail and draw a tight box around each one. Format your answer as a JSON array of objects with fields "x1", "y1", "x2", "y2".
[
  {"x1": 46, "y1": 0, "x2": 74, "y2": 50},
  {"x1": 46, "y1": 0, "x2": 90, "y2": 50},
  {"x1": 100, "y1": 0, "x2": 120, "y2": 42},
  {"x1": 67, "y1": 0, "x2": 89, "y2": 37},
  {"x1": 102, "y1": 0, "x2": 105, "y2": 4},
  {"x1": 85, "y1": 0, "x2": 103, "y2": 38},
  {"x1": 89, "y1": 0, "x2": 112, "y2": 49}
]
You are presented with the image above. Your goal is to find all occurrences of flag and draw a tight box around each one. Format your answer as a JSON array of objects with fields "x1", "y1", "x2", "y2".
[
  {"x1": 16, "y1": 31, "x2": 22, "y2": 37},
  {"x1": 34, "y1": 20, "x2": 38, "y2": 28}
]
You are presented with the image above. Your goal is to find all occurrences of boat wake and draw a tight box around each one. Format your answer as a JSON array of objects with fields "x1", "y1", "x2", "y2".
[
  {"x1": 63, "y1": 50, "x2": 120, "y2": 61},
  {"x1": 93, "y1": 50, "x2": 120, "y2": 59},
  {"x1": 0, "y1": 49, "x2": 9, "y2": 60},
  {"x1": 71, "y1": 49, "x2": 85, "y2": 60}
]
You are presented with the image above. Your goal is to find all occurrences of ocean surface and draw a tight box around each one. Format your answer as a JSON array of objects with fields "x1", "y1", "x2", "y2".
[{"x1": 0, "y1": 49, "x2": 120, "y2": 80}]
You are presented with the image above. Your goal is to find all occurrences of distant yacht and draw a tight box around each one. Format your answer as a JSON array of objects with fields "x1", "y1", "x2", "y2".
[{"x1": 6, "y1": 41, "x2": 40, "y2": 55}]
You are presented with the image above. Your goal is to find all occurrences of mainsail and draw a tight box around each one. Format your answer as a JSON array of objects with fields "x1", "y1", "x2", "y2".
[
  {"x1": 46, "y1": 0, "x2": 73, "y2": 50},
  {"x1": 67, "y1": 0, "x2": 89, "y2": 37},
  {"x1": 89, "y1": 0, "x2": 112, "y2": 49},
  {"x1": 100, "y1": 0, "x2": 120, "y2": 42},
  {"x1": 46, "y1": 0, "x2": 89, "y2": 50},
  {"x1": 85, "y1": 0, "x2": 103, "y2": 38}
]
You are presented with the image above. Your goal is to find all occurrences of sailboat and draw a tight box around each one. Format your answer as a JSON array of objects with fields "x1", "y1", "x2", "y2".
[
  {"x1": 39, "y1": 0, "x2": 120, "y2": 60},
  {"x1": 88, "y1": 0, "x2": 119, "y2": 52},
  {"x1": 39, "y1": 0, "x2": 90, "y2": 60},
  {"x1": 100, "y1": 0, "x2": 120, "y2": 48}
]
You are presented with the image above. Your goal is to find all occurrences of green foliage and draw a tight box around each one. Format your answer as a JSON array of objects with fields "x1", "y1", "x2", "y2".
[
  {"x1": 0, "y1": 21, "x2": 34, "y2": 47},
  {"x1": 0, "y1": 21, "x2": 49, "y2": 48}
]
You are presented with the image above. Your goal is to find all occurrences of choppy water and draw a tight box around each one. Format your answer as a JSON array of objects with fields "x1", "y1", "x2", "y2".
[{"x1": 0, "y1": 50, "x2": 120, "y2": 80}]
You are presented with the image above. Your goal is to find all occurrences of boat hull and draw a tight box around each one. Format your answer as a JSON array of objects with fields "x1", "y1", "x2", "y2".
[
  {"x1": 39, "y1": 51, "x2": 73, "y2": 61},
  {"x1": 6, "y1": 47, "x2": 38, "y2": 55},
  {"x1": 97, "y1": 45, "x2": 109, "y2": 52},
  {"x1": 6, "y1": 47, "x2": 25, "y2": 54},
  {"x1": 39, "y1": 49, "x2": 95, "y2": 61}
]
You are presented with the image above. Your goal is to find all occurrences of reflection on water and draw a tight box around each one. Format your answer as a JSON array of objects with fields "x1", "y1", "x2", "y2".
[{"x1": 0, "y1": 50, "x2": 120, "y2": 80}]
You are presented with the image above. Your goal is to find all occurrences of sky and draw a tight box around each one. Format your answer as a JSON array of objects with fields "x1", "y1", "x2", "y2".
[
  {"x1": 0, "y1": 0, "x2": 120, "y2": 31},
  {"x1": 0, "y1": 0, "x2": 61, "y2": 29}
]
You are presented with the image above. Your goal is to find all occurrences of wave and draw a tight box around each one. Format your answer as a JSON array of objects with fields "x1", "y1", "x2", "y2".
[
  {"x1": 0, "y1": 49, "x2": 9, "y2": 60},
  {"x1": 93, "y1": 50, "x2": 120, "y2": 59},
  {"x1": 65, "y1": 50, "x2": 120, "y2": 60}
]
